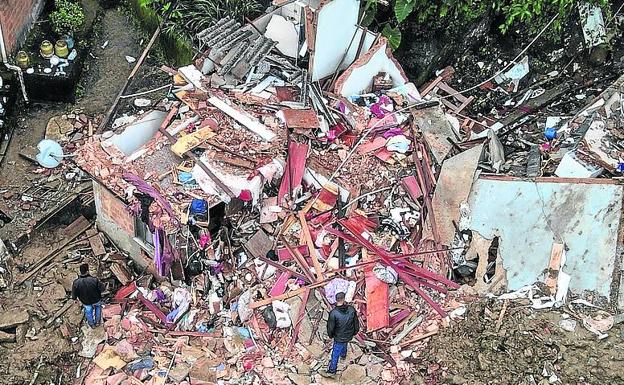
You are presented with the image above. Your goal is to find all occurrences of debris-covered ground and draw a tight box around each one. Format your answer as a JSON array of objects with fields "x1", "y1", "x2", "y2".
[
  {"x1": 421, "y1": 300, "x2": 624, "y2": 385},
  {"x1": 2, "y1": 1, "x2": 624, "y2": 385}
]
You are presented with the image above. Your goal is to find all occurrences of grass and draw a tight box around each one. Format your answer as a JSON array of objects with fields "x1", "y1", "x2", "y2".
[{"x1": 127, "y1": 0, "x2": 194, "y2": 66}]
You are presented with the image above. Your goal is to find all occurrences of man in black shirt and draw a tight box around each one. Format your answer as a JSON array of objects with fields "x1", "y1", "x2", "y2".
[
  {"x1": 320, "y1": 292, "x2": 360, "y2": 377},
  {"x1": 71, "y1": 263, "x2": 105, "y2": 327}
]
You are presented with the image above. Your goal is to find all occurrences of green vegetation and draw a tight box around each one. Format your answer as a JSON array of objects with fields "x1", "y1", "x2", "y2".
[
  {"x1": 145, "y1": 0, "x2": 262, "y2": 42},
  {"x1": 129, "y1": 0, "x2": 194, "y2": 66},
  {"x1": 129, "y1": 0, "x2": 261, "y2": 66},
  {"x1": 367, "y1": 0, "x2": 609, "y2": 49},
  {"x1": 49, "y1": 0, "x2": 85, "y2": 36}
]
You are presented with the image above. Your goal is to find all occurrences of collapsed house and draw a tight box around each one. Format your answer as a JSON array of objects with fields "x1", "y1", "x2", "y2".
[{"x1": 66, "y1": 0, "x2": 624, "y2": 383}]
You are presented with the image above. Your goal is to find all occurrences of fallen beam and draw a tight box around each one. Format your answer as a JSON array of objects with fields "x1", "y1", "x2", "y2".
[
  {"x1": 249, "y1": 279, "x2": 328, "y2": 309},
  {"x1": 298, "y1": 211, "x2": 324, "y2": 280},
  {"x1": 289, "y1": 288, "x2": 310, "y2": 348},
  {"x1": 46, "y1": 301, "x2": 76, "y2": 326},
  {"x1": 16, "y1": 216, "x2": 92, "y2": 285},
  {"x1": 207, "y1": 96, "x2": 276, "y2": 141}
]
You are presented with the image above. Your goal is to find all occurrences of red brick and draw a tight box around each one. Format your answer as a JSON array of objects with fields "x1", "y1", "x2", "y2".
[{"x1": 0, "y1": 0, "x2": 37, "y2": 52}]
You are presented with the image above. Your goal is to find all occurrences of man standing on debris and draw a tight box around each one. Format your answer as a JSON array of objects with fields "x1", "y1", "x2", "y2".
[
  {"x1": 71, "y1": 263, "x2": 105, "y2": 327},
  {"x1": 321, "y1": 292, "x2": 360, "y2": 377}
]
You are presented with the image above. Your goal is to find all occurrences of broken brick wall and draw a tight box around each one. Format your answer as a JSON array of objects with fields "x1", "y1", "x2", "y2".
[
  {"x1": 93, "y1": 180, "x2": 152, "y2": 268},
  {"x1": 0, "y1": 0, "x2": 45, "y2": 53}
]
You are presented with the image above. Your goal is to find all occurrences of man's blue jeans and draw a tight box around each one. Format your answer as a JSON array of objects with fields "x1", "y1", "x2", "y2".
[
  {"x1": 83, "y1": 302, "x2": 102, "y2": 327},
  {"x1": 328, "y1": 341, "x2": 348, "y2": 373}
]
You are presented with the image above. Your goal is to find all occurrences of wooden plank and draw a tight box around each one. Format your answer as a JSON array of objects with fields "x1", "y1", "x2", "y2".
[
  {"x1": 398, "y1": 330, "x2": 438, "y2": 347},
  {"x1": 276, "y1": 245, "x2": 308, "y2": 261},
  {"x1": 88, "y1": 233, "x2": 106, "y2": 256},
  {"x1": 249, "y1": 279, "x2": 328, "y2": 309},
  {"x1": 545, "y1": 243, "x2": 564, "y2": 295},
  {"x1": 110, "y1": 262, "x2": 133, "y2": 285},
  {"x1": 210, "y1": 151, "x2": 255, "y2": 169},
  {"x1": 258, "y1": 256, "x2": 308, "y2": 282},
  {"x1": 436, "y1": 82, "x2": 468, "y2": 102},
  {"x1": 46, "y1": 301, "x2": 76, "y2": 326},
  {"x1": 389, "y1": 309, "x2": 411, "y2": 327},
  {"x1": 419, "y1": 77, "x2": 443, "y2": 97},
  {"x1": 16, "y1": 217, "x2": 92, "y2": 285},
  {"x1": 401, "y1": 175, "x2": 422, "y2": 201},
  {"x1": 289, "y1": 289, "x2": 310, "y2": 348},
  {"x1": 137, "y1": 292, "x2": 170, "y2": 325},
  {"x1": 363, "y1": 249, "x2": 389, "y2": 331},
  {"x1": 269, "y1": 272, "x2": 292, "y2": 297},
  {"x1": 278, "y1": 142, "x2": 309, "y2": 204},
  {"x1": 281, "y1": 237, "x2": 316, "y2": 284},
  {"x1": 440, "y1": 98, "x2": 461, "y2": 111},
  {"x1": 455, "y1": 95, "x2": 474, "y2": 114},
  {"x1": 298, "y1": 211, "x2": 323, "y2": 281}
]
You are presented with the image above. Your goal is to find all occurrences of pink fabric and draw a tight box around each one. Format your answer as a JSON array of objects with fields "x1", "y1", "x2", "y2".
[{"x1": 199, "y1": 234, "x2": 211, "y2": 249}]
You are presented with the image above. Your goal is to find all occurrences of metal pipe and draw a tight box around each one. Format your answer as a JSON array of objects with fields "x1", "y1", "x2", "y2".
[{"x1": 0, "y1": 22, "x2": 29, "y2": 102}]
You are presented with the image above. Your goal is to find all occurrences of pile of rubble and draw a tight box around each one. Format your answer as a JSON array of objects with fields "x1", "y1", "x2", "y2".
[
  {"x1": 14, "y1": 0, "x2": 622, "y2": 384},
  {"x1": 0, "y1": 110, "x2": 96, "y2": 247},
  {"x1": 0, "y1": 213, "x2": 138, "y2": 383}
]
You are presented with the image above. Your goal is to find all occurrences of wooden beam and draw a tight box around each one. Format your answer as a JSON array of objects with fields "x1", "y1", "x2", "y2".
[
  {"x1": 249, "y1": 280, "x2": 328, "y2": 309},
  {"x1": 280, "y1": 236, "x2": 315, "y2": 282},
  {"x1": 298, "y1": 211, "x2": 323, "y2": 280},
  {"x1": 289, "y1": 288, "x2": 310, "y2": 348},
  {"x1": 16, "y1": 216, "x2": 92, "y2": 285},
  {"x1": 257, "y1": 256, "x2": 308, "y2": 282},
  {"x1": 46, "y1": 301, "x2": 76, "y2": 326}
]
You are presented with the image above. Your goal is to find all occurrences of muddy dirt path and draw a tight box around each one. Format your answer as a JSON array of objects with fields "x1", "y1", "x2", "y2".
[
  {"x1": 0, "y1": 3, "x2": 145, "y2": 384},
  {"x1": 0, "y1": 1, "x2": 141, "y2": 242}
]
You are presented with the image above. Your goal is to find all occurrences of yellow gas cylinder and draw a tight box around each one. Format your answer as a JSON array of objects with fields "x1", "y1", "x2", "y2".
[
  {"x1": 54, "y1": 39, "x2": 69, "y2": 58},
  {"x1": 16, "y1": 51, "x2": 29, "y2": 69},
  {"x1": 40, "y1": 40, "x2": 54, "y2": 58}
]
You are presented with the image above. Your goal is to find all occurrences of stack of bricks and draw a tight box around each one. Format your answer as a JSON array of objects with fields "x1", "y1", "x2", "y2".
[{"x1": 0, "y1": 0, "x2": 42, "y2": 53}]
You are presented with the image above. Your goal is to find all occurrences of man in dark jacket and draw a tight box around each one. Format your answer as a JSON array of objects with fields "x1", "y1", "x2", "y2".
[
  {"x1": 321, "y1": 291, "x2": 360, "y2": 377},
  {"x1": 71, "y1": 263, "x2": 105, "y2": 327}
]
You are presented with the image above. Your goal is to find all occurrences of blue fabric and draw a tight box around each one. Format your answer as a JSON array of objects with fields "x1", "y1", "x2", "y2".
[
  {"x1": 83, "y1": 301, "x2": 102, "y2": 327},
  {"x1": 190, "y1": 199, "x2": 207, "y2": 215},
  {"x1": 328, "y1": 341, "x2": 348, "y2": 373},
  {"x1": 127, "y1": 357, "x2": 155, "y2": 371}
]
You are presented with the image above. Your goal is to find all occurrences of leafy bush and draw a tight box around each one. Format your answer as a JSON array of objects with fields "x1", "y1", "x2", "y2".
[
  {"x1": 368, "y1": 0, "x2": 608, "y2": 49},
  {"x1": 146, "y1": 0, "x2": 262, "y2": 43},
  {"x1": 49, "y1": 0, "x2": 85, "y2": 36}
]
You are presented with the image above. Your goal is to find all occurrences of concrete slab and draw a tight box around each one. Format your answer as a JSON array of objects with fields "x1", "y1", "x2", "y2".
[
  {"x1": 467, "y1": 177, "x2": 623, "y2": 297},
  {"x1": 425, "y1": 144, "x2": 483, "y2": 245},
  {"x1": 0, "y1": 309, "x2": 29, "y2": 330}
]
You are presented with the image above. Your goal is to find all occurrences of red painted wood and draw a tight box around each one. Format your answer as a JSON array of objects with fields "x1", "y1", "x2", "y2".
[
  {"x1": 364, "y1": 251, "x2": 390, "y2": 331},
  {"x1": 269, "y1": 272, "x2": 291, "y2": 297},
  {"x1": 278, "y1": 141, "x2": 309, "y2": 204}
]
